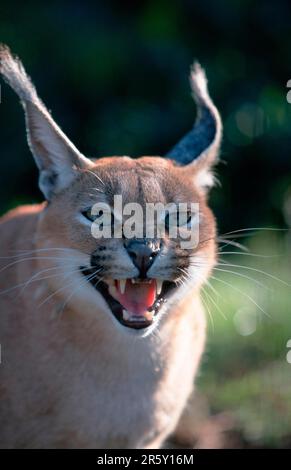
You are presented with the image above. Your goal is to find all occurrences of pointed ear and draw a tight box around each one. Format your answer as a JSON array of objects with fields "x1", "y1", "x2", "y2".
[
  {"x1": 166, "y1": 62, "x2": 222, "y2": 192},
  {"x1": 0, "y1": 45, "x2": 94, "y2": 200}
]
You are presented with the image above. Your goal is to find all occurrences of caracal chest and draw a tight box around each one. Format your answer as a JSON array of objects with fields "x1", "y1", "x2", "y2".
[{"x1": 50, "y1": 328, "x2": 195, "y2": 448}]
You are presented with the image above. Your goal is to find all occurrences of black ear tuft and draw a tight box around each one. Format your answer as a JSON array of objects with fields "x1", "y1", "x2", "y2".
[{"x1": 166, "y1": 62, "x2": 222, "y2": 168}]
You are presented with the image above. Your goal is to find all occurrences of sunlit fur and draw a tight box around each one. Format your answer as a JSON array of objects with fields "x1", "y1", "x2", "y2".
[{"x1": 0, "y1": 46, "x2": 220, "y2": 448}]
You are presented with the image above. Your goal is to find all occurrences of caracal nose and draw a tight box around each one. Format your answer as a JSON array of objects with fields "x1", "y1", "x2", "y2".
[{"x1": 124, "y1": 239, "x2": 160, "y2": 278}]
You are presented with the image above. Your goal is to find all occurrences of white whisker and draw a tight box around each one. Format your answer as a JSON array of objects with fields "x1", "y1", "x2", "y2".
[
  {"x1": 216, "y1": 261, "x2": 290, "y2": 287},
  {"x1": 204, "y1": 279, "x2": 227, "y2": 320},
  {"x1": 218, "y1": 251, "x2": 281, "y2": 259},
  {"x1": 38, "y1": 268, "x2": 102, "y2": 308},
  {"x1": 211, "y1": 274, "x2": 270, "y2": 318},
  {"x1": 217, "y1": 237, "x2": 249, "y2": 252},
  {"x1": 0, "y1": 266, "x2": 90, "y2": 297},
  {"x1": 220, "y1": 227, "x2": 288, "y2": 237},
  {"x1": 58, "y1": 270, "x2": 104, "y2": 315},
  {"x1": 84, "y1": 169, "x2": 105, "y2": 187},
  {"x1": 201, "y1": 286, "x2": 214, "y2": 331},
  {"x1": 213, "y1": 266, "x2": 270, "y2": 291}
]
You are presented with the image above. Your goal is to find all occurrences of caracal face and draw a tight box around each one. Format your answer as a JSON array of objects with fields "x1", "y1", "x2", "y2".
[{"x1": 36, "y1": 155, "x2": 216, "y2": 336}]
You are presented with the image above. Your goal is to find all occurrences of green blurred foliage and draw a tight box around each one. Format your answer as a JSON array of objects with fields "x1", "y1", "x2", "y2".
[{"x1": 199, "y1": 232, "x2": 291, "y2": 447}]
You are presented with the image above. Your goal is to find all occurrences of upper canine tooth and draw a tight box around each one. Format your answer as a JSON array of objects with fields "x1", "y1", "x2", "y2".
[
  {"x1": 156, "y1": 280, "x2": 163, "y2": 295},
  {"x1": 108, "y1": 284, "x2": 118, "y2": 299},
  {"x1": 119, "y1": 279, "x2": 126, "y2": 294},
  {"x1": 131, "y1": 278, "x2": 136, "y2": 284}
]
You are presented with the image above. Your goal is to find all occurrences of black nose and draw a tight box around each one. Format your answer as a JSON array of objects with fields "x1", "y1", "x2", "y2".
[{"x1": 124, "y1": 239, "x2": 160, "y2": 277}]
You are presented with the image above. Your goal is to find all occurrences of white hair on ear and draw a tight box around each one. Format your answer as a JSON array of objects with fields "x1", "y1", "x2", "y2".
[
  {"x1": 190, "y1": 62, "x2": 209, "y2": 101},
  {"x1": 0, "y1": 44, "x2": 39, "y2": 103},
  {"x1": 195, "y1": 168, "x2": 215, "y2": 190}
]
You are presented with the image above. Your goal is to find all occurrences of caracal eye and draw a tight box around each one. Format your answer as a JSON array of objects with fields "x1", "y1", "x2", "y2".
[
  {"x1": 81, "y1": 208, "x2": 104, "y2": 222},
  {"x1": 165, "y1": 210, "x2": 193, "y2": 230},
  {"x1": 179, "y1": 210, "x2": 193, "y2": 227}
]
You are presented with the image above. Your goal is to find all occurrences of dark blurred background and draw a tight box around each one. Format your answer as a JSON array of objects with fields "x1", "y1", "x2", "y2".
[
  {"x1": 1, "y1": 0, "x2": 291, "y2": 233},
  {"x1": 1, "y1": 0, "x2": 291, "y2": 449}
]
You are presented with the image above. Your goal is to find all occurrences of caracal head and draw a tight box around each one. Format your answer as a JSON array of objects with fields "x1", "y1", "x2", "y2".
[{"x1": 0, "y1": 45, "x2": 221, "y2": 336}]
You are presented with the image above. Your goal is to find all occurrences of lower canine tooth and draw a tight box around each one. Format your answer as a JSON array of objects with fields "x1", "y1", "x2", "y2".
[
  {"x1": 122, "y1": 309, "x2": 130, "y2": 321},
  {"x1": 119, "y1": 279, "x2": 126, "y2": 294},
  {"x1": 145, "y1": 311, "x2": 154, "y2": 321},
  {"x1": 156, "y1": 280, "x2": 163, "y2": 295}
]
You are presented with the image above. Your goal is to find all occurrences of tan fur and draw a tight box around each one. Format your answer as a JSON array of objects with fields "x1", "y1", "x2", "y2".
[{"x1": 0, "y1": 46, "x2": 220, "y2": 448}]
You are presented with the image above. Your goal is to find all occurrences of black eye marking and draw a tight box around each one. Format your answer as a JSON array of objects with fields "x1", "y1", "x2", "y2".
[
  {"x1": 178, "y1": 262, "x2": 191, "y2": 269},
  {"x1": 99, "y1": 255, "x2": 112, "y2": 262},
  {"x1": 91, "y1": 254, "x2": 113, "y2": 263},
  {"x1": 82, "y1": 208, "x2": 104, "y2": 222},
  {"x1": 164, "y1": 210, "x2": 194, "y2": 232}
]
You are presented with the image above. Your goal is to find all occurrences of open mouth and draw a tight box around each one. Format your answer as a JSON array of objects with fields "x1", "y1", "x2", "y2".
[{"x1": 81, "y1": 267, "x2": 176, "y2": 330}]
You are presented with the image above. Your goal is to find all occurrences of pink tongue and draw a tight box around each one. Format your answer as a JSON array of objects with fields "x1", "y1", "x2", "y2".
[{"x1": 115, "y1": 280, "x2": 157, "y2": 316}]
